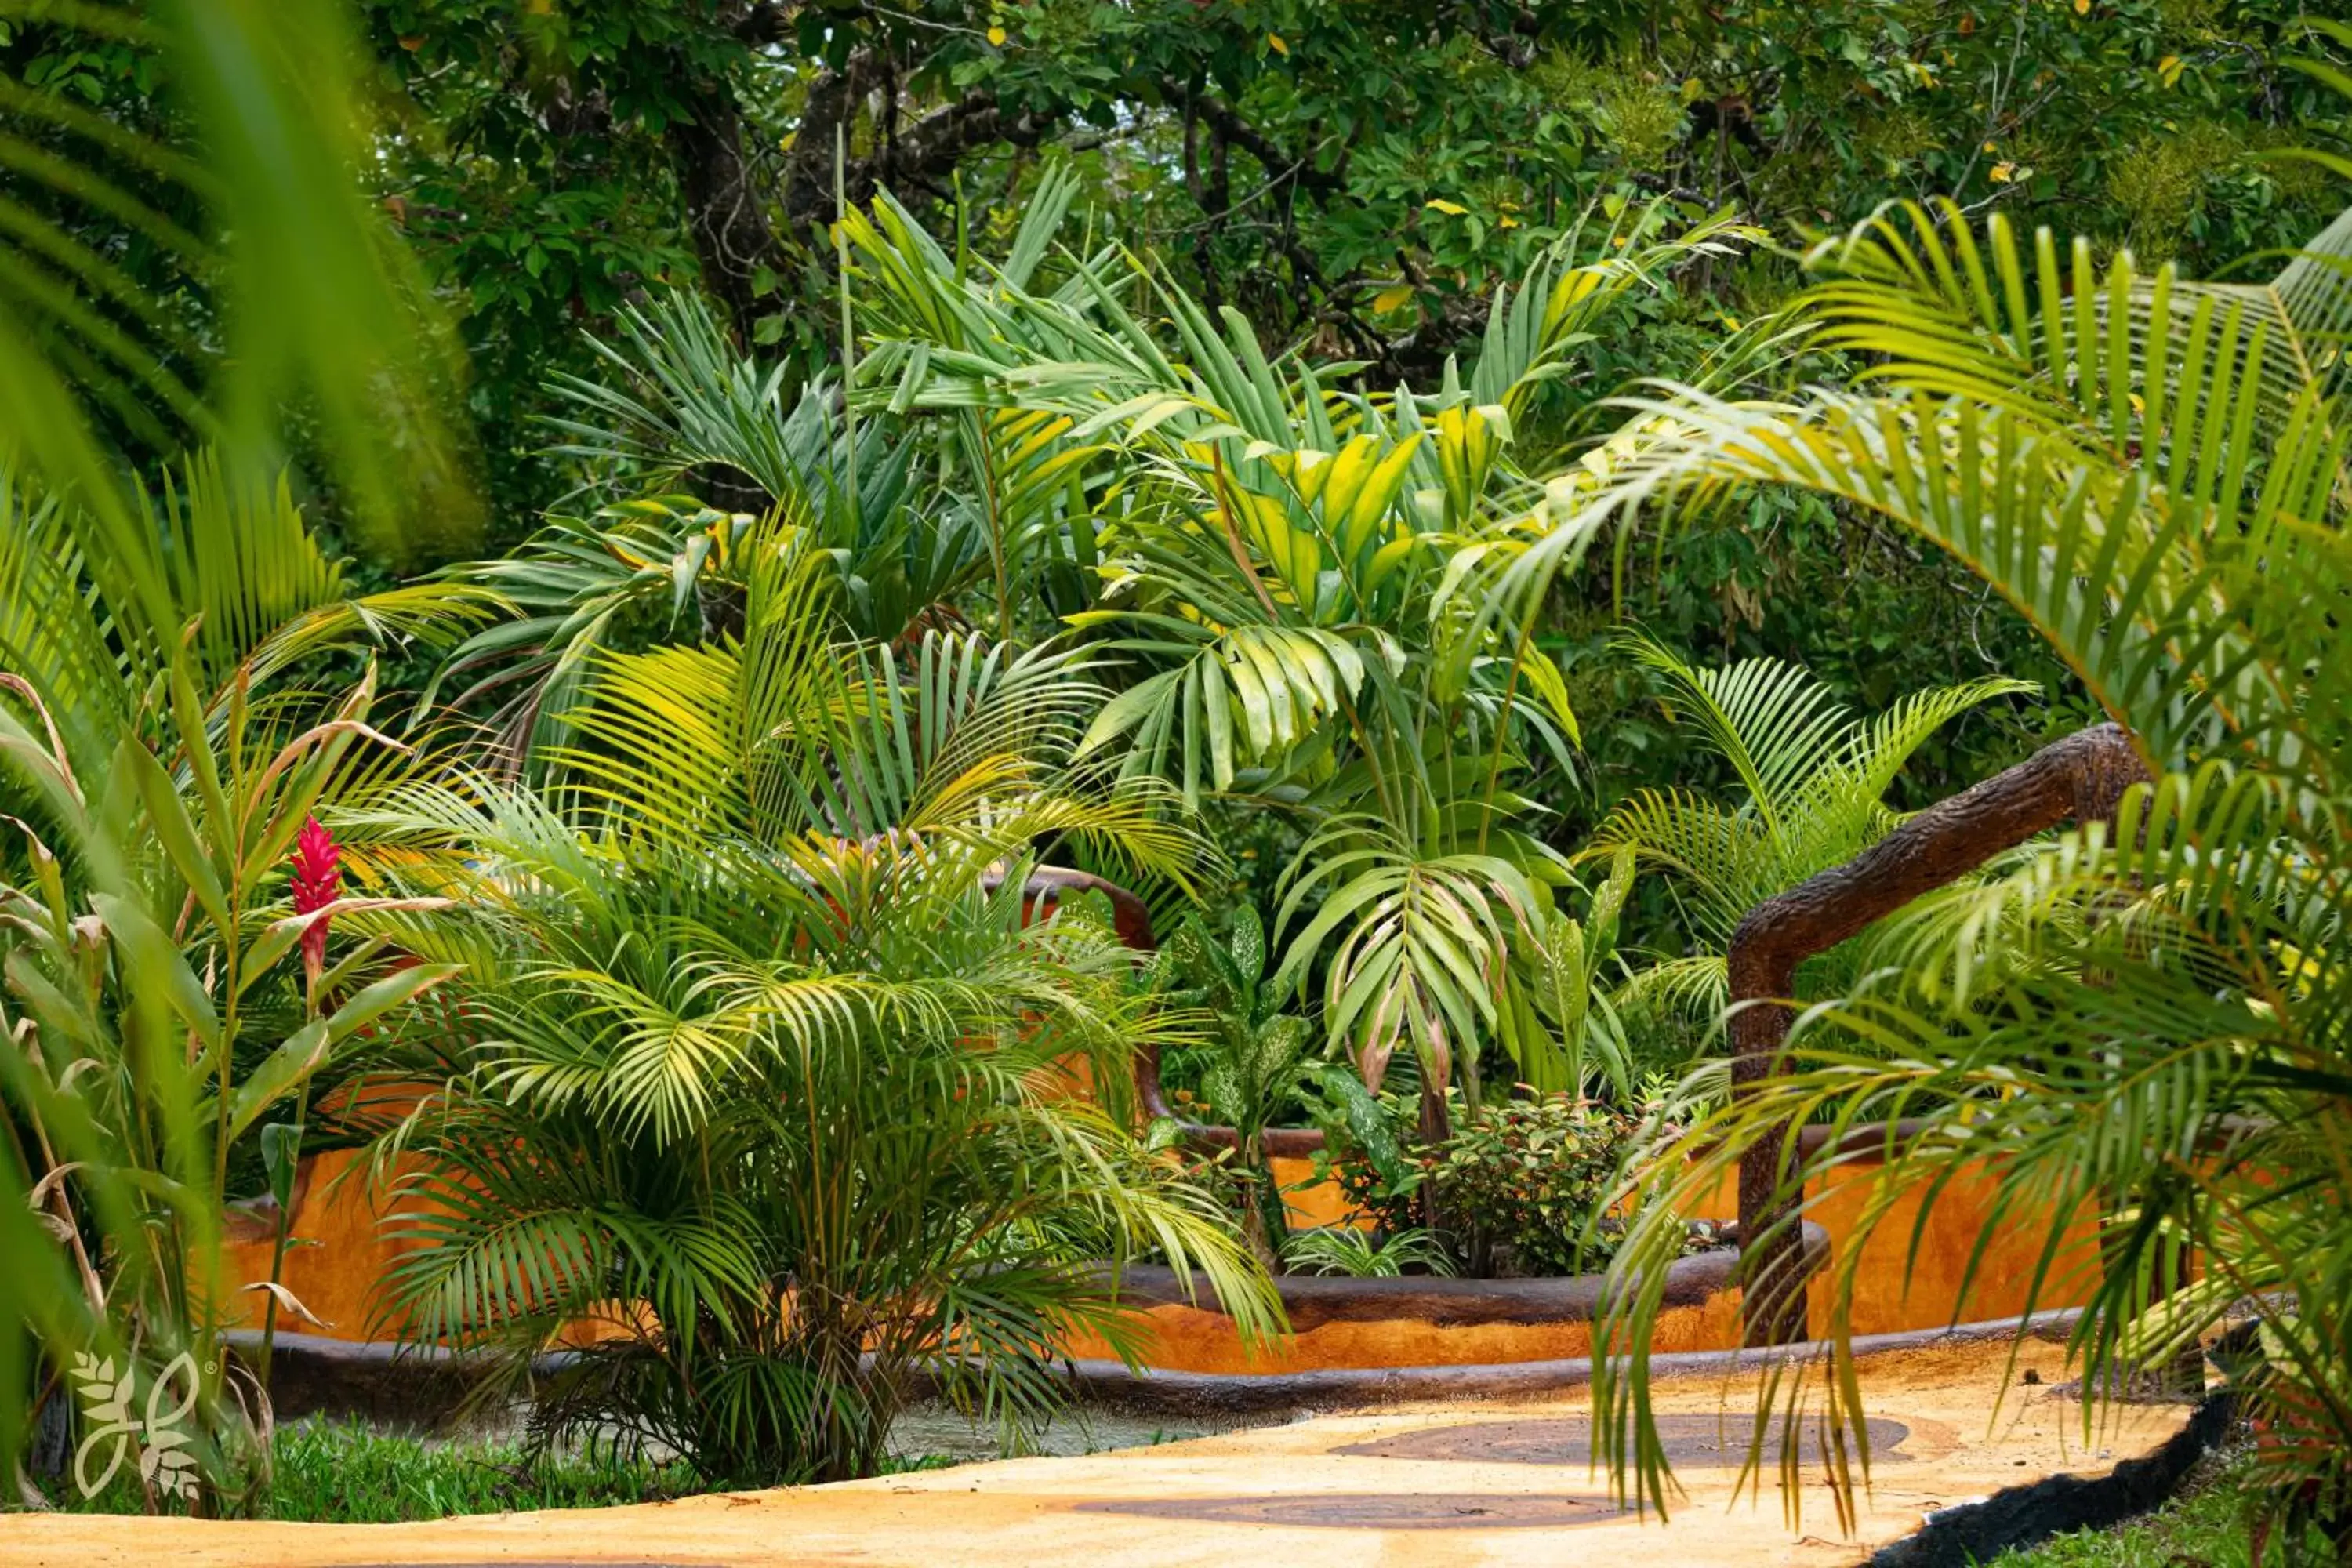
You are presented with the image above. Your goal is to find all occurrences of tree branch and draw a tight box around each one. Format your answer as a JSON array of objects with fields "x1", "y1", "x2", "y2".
[
  {"x1": 1727, "y1": 721, "x2": 2153, "y2": 1343},
  {"x1": 667, "y1": 89, "x2": 786, "y2": 345},
  {"x1": 1165, "y1": 82, "x2": 1343, "y2": 201},
  {"x1": 779, "y1": 48, "x2": 889, "y2": 231}
]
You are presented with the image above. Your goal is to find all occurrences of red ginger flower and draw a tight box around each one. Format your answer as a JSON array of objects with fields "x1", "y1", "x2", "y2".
[{"x1": 290, "y1": 815, "x2": 343, "y2": 978}]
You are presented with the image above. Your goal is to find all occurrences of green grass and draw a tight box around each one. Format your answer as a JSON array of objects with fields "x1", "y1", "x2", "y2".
[
  {"x1": 1984, "y1": 1451, "x2": 2326, "y2": 1566},
  {"x1": 57, "y1": 1419, "x2": 956, "y2": 1521}
]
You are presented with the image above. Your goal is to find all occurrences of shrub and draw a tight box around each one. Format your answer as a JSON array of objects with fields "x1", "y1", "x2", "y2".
[
  {"x1": 1321, "y1": 1091, "x2": 1650, "y2": 1277},
  {"x1": 355, "y1": 575, "x2": 1278, "y2": 1488}
]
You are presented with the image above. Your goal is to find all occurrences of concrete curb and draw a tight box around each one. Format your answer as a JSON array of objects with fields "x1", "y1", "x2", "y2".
[
  {"x1": 985, "y1": 1307, "x2": 2092, "y2": 1417},
  {"x1": 239, "y1": 1304, "x2": 2090, "y2": 1427}
]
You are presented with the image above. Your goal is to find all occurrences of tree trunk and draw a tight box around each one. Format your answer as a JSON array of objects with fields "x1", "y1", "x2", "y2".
[
  {"x1": 668, "y1": 89, "x2": 782, "y2": 347},
  {"x1": 1727, "y1": 722, "x2": 2153, "y2": 1344}
]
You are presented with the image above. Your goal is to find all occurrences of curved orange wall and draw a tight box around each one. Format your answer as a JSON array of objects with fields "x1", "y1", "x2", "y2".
[
  {"x1": 1058, "y1": 1292, "x2": 1747, "y2": 1375},
  {"x1": 227, "y1": 1139, "x2": 2101, "y2": 1369},
  {"x1": 222, "y1": 1149, "x2": 420, "y2": 1340},
  {"x1": 1682, "y1": 1159, "x2": 2106, "y2": 1340}
]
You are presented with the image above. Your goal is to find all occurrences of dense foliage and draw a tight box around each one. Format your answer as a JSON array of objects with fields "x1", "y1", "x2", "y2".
[
  {"x1": 1323, "y1": 1090, "x2": 1654, "y2": 1277},
  {"x1": 15, "y1": 0, "x2": 2336, "y2": 748},
  {"x1": 1558, "y1": 65, "x2": 2352, "y2": 1550},
  {"x1": 4, "y1": 0, "x2": 2351, "y2": 1554}
]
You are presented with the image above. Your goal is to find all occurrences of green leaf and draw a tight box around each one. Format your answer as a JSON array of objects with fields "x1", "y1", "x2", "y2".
[
  {"x1": 260, "y1": 1120, "x2": 303, "y2": 1210},
  {"x1": 224, "y1": 963, "x2": 456, "y2": 1143},
  {"x1": 121, "y1": 735, "x2": 230, "y2": 936},
  {"x1": 226, "y1": 1020, "x2": 328, "y2": 1146},
  {"x1": 322, "y1": 961, "x2": 460, "y2": 1040}
]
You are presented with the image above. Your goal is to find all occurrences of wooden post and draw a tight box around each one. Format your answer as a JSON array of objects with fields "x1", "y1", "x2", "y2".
[{"x1": 1727, "y1": 723, "x2": 2152, "y2": 1344}]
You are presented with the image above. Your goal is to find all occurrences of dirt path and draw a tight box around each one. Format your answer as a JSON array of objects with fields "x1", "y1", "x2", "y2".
[{"x1": 2, "y1": 1337, "x2": 2194, "y2": 1567}]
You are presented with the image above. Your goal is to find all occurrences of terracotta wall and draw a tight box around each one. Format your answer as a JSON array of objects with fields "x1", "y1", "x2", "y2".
[
  {"x1": 1054, "y1": 1156, "x2": 2104, "y2": 1373},
  {"x1": 1056, "y1": 1290, "x2": 1744, "y2": 1375},
  {"x1": 224, "y1": 1138, "x2": 2101, "y2": 1365},
  {"x1": 220, "y1": 1149, "x2": 420, "y2": 1338},
  {"x1": 1679, "y1": 1158, "x2": 2107, "y2": 1340}
]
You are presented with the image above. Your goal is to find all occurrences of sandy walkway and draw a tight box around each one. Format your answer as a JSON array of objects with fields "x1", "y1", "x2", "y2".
[{"x1": 2, "y1": 1337, "x2": 2194, "y2": 1567}]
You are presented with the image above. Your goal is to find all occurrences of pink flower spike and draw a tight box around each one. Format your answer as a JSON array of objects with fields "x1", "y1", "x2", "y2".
[{"x1": 290, "y1": 815, "x2": 343, "y2": 976}]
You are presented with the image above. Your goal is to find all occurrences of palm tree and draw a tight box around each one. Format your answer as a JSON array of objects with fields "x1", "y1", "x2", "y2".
[
  {"x1": 430, "y1": 268, "x2": 1095, "y2": 773},
  {"x1": 844, "y1": 184, "x2": 1758, "y2": 1132},
  {"x1": 1492, "y1": 49, "x2": 2352, "y2": 1537},
  {"x1": 1593, "y1": 634, "x2": 2032, "y2": 1052},
  {"x1": 349, "y1": 526, "x2": 1276, "y2": 1483}
]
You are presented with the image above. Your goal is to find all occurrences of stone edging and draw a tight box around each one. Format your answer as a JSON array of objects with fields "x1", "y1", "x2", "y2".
[
  {"x1": 1104, "y1": 1238, "x2": 1752, "y2": 1330},
  {"x1": 916, "y1": 1305, "x2": 2094, "y2": 1418},
  {"x1": 1867, "y1": 1389, "x2": 2234, "y2": 1567},
  {"x1": 227, "y1": 1221, "x2": 1799, "y2": 1428},
  {"x1": 237, "y1": 1299, "x2": 2093, "y2": 1430}
]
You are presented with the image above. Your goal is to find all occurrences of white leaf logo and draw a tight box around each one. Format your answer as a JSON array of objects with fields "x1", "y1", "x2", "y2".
[{"x1": 71, "y1": 1350, "x2": 203, "y2": 1501}]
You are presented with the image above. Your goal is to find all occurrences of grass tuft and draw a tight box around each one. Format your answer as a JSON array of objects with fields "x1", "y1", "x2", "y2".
[{"x1": 1984, "y1": 1450, "x2": 2324, "y2": 1566}]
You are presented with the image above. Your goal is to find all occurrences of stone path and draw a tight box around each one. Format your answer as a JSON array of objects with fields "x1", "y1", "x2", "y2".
[{"x1": 2, "y1": 1338, "x2": 2195, "y2": 1566}]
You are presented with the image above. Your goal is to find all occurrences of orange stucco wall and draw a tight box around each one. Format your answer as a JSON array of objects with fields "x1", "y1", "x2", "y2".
[
  {"x1": 1679, "y1": 1158, "x2": 2107, "y2": 1340},
  {"x1": 220, "y1": 1149, "x2": 422, "y2": 1338},
  {"x1": 228, "y1": 1141, "x2": 2100, "y2": 1370},
  {"x1": 1047, "y1": 1154, "x2": 2104, "y2": 1372},
  {"x1": 215, "y1": 1145, "x2": 1734, "y2": 1376},
  {"x1": 1057, "y1": 1291, "x2": 1745, "y2": 1374}
]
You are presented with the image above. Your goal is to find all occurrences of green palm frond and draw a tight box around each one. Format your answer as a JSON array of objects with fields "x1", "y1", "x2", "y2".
[
  {"x1": 1590, "y1": 787, "x2": 1773, "y2": 945},
  {"x1": 145, "y1": 454, "x2": 499, "y2": 691},
  {"x1": 1468, "y1": 205, "x2": 1766, "y2": 423},
  {"x1": 1504, "y1": 202, "x2": 2351, "y2": 783},
  {"x1": 1073, "y1": 621, "x2": 1371, "y2": 808},
  {"x1": 544, "y1": 292, "x2": 908, "y2": 528},
  {"x1": 1552, "y1": 179, "x2": 2352, "y2": 1526},
  {"x1": 0, "y1": 453, "x2": 495, "y2": 786},
  {"x1": 0, "y1": 470, "x2": 124, "y2": 750},
  {"x1": 2, "y1": 1, "x2": 478, "y2": 569},
  {"x1": 1592, "y1": 640, "x2": 2025, "y2": 968},
  {"x1": 1617, "y1": 633, "x2": 1853, "y2": 837},
  {"x1": 1275, "y1": 817, "x2": 1543, "y2": 1093},
  {"x1": 835, "y1": 180, "x2": 1689, "y2": 1117}
]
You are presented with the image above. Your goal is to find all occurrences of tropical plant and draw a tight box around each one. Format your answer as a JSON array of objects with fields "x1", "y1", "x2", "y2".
[
  {"x1": 1279, "y1": 1226, "x2": 1456, "y2": 1280},
  {"x1": 1424, "y1": 1094, "x2": 1653, "y2": 1278},
  {"x1": 427, "y1": 285, "x2": 982, "y2": 771},
  {"x1": 350, "y1": 528, "x2": 1277, "y2": 1485},
  {"x1": 0, "y1": 456, "x2": 477, "y2": 1508},
  {"x1": 848, "y1": 183, "x2": 1755, "y2": 1139},
  {"x1": 1149, "y1": 906, "x2": 1316, "y2": 1264},
  {"x1": 1493, "y1": 45, "x2": 2352, "y2": 1543},
  {"x1": 1321, "y1": 1087, "x2": 1653, "y2": 1278},
  {"x1": 1593, "y1": 635, "x2": 2032, "y2": 1054}
]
